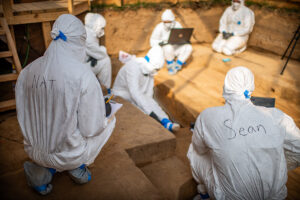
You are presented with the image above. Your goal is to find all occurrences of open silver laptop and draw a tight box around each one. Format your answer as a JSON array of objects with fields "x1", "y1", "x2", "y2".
[{"x1": 168, "y1": 28, "x2": 194, "y2": 45}]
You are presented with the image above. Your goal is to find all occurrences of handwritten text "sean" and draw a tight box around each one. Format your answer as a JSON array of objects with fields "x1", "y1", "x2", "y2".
[{"x1": 223, "y1": 119, "x2": 267, "y2": 140}]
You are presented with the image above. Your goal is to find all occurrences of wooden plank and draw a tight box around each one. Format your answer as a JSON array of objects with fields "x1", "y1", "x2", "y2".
[
  {"x1": 74, "y1": 2, "x2": 90, "y2": 15},
  {"x1": 2, "y1": 1, "x2": 13, "y2": 18},
  {"x1": 0, "y1": 73, "x2": 18, "y2": 83},
  {"x1": 6, "y1": 11, "x2": 67, "y2": 25},
  {"x1": 42, "y1": 21, "x2": 52, "y2": 49},
  {"x1": 0, "y1": 99, "x2": 16, "y2": 112},
  {"x1": 0, "y1": 51, "x2": 13, "y2": 58},
  {"x1": 0, "y1": 18, "x2": 22, "y2": 73},
  {"x1": 13, "y1": 2, "x2": 64, "y2": 13}
]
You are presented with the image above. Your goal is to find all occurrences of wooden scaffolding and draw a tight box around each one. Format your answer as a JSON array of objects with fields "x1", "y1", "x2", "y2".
[{"x1": 0, "y1": 0, "x2": 90, "y2": 111}]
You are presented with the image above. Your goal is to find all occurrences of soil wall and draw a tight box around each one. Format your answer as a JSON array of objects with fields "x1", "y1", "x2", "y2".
[{"x1": 101, "y1": 6, "x2": 300, "y2": 59}]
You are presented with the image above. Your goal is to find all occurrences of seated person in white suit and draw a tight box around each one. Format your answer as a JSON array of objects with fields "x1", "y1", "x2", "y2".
[
  {"x1": 212, "y1": 0, "x2": 255, "y2": 56},
  {"x1": 150, "y1": 9, "x2": 193, "y2": 75},
  {"x1": 85, "y1": 13, "x2": 112, "y2": 94},
  {"x1": 188, "y1": 66, "x2": 300, "y2": 200},
  {"x1": 15, "y1": 14, "x2": 116, "y2": 195}
]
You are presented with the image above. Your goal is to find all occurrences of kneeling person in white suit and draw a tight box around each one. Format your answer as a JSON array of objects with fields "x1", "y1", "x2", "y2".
[
  {"x1": 187, "y1": 66, "x2": 300, "y2": 200},
  {"x1": 212, "y1": 0, "x2": 255, "y2": 56},
  {"x1": 85, "y1": 13, "x2": 112, "y2": 94},
  {"x1": 113, "y1": 46, "x2": 180, "y2": 132},
  {"x1": 150, "y1": 9, "x2": 193, "y2": 75},
  {"x1": 15, "y1": 14, "x2": 116, "y2": 195}
]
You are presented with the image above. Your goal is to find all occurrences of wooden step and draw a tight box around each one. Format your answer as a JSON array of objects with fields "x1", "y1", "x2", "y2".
[
  {"x1": 0, "y1": 51, "x2": 12, "y2": 58},
  {"x1": 0, "y1": 73, "x2": 18, "y2": 83},
  {"x1": 140, "y1": 156, "x2": 197, "y2": 200},
  {"x1": 0, "y1": 99, "x2": 16, "y2": 112}
]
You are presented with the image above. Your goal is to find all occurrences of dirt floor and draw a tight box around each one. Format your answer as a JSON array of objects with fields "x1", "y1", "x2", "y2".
[{"x1": 1, "y1": 4, "x2": 300, "y2": 200}]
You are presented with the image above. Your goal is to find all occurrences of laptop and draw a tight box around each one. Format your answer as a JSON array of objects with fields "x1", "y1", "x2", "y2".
[
  {"x1": 168, "y1": 28, "x2": 194, "y2": 45},
  {"x1": 250, "y1": 96, "x2": 275, "y2": 108}
]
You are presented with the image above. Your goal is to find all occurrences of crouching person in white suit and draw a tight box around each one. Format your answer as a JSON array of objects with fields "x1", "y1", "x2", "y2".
[
  {"x1": 150, "y1": 9, "x2": 193, "y2": 75},
  {"x1": 85, "y1": 13, "x2": 112, "y2": 94},
  {"x1": 212, "y1": 0, "x2": 255, "y2": 56},
  {"x1": 15, "y1": 14, "x2": 116, "y2": 195},
  {"x1": 113, "y1": 46, "x2": 180, "y2": 132},
  {"x1": 188, "y1": 66, "x2": 300, "y2": 200}
]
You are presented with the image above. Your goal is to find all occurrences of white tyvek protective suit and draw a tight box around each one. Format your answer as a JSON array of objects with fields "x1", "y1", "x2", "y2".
[
  {"x1": 212, "y1": 0, "x2": 255, "y2": 56},
  {"x1": 187, "y1": 66, "x2": 300, "y2": 200},
  {"x1": 150, "y1": 9, "x2": 193, "y2": 64},
  {"x1": 85, "y1": 13, "x2": 112, "y2": 90},
  {"x1": 113, "y1": 46, "x2": 170, "y2": 121},
  {"x1": 16, "y1": 14, "x2": 116, "y2": 172}
]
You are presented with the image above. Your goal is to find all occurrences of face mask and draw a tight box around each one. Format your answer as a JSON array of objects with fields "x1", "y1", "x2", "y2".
[
  {"x1": 149, "y1": 69, "x2": 158, "y2": 76},
  {"x1": 163, "y1": 22, "x2": 173, "y2": 31},
  {"x1": 232, "y1": 2, "x2": 241, "y2": 11},
  {"x1": 96, "y1": 27, "x2": 105, "y2": 38},
  {"x1": 143, "y1": 61, "x2": 159, "y2": 76}
]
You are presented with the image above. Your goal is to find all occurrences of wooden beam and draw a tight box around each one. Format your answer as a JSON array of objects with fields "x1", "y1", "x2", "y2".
[
  {"x1": 6, "y1": 11, "x2": 67, "y2": 25},
  {"x1": 42, "y1": 21, "x2": 52, "y2": 49},
  {"x1": 88, "y1": 0, "x2": 91, "y2": 11},
  {"x1": 68, "y1": 0, "x2": 74, "y2": 14},
  {"x1": 0, "y1": 99, "x2": 16, "y2": 112},
  {"x1": 9, "y1": 25, "x2": 15, "y2": 43},
  {"x1": 0, "y1": 18, "x2": 22, "y2": 73},
  {"x1": 0, "y1": 73, "x2": 18, "y2": 83},
  {"x1": 2, "y1": 0, "x2": 13, "y2": 19},
  {"x1": 0, "y1": 51, "x2": 13, "y2": 58}
]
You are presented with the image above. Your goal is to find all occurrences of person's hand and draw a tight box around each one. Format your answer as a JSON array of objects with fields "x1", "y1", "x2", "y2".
[
  {"x1": 87, "y1": 56, "x2": 97, "y2": 67},
  {"x1": 222, "y1": 32, "x2": 234, "y2": 40},
  {"x1": 159, "y1": 41, "x2": 167, "y2": 46}
]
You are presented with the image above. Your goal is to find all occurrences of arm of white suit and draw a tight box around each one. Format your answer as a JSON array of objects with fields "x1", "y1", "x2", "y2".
[
  {"x1": 233, "y1": 11, "x2": 255, "y2": 37},
  {"x1": 150, "y1": 24, "x2": 163, "y2": 47},
  {"x1": 145, "y1": 78, "x2": 154, "y2": 98},
  {"x1": 78, "y1": 71, "x2": 107, "y2": 138},
  {"x1": 219, "y1": 9, "x2": 229, "y2": 33},
  {"x1": 281, "y1": 113, "x2": 300, "y2": 170},
  {"x1": 126, "y1": 68, "x2": 154, "y2": 115},
  {"x1": 192, "y1": 115, "x2": 209, "y2": 155},
  {"x1": 86, "y1": 42, "x2": 108, "y2": 60}
]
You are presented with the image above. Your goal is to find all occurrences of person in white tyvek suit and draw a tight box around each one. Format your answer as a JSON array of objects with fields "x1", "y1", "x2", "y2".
[
  {"x1": 85, "y1": 13, "x2": 112, "y2": 94},
  {"x1": 113, "y1": 46, "x2": 180, "y2": 132},
  {"x1": 187, "y1": 66, "x2": 300, "y2": 200},
  {"x1": 15, "y1": 14, "x2": 116, "y2": 195},
  {"x1": 212, "y1": 0, "x2": 255, "y2": 56},
  {"x1": 150, "y1": 9, "x2": 193, "y2": 75}
]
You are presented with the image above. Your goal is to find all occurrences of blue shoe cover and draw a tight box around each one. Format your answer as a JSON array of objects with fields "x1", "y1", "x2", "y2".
[
  {"x1": 168, "y1": 68, "x2": 177, "y2": 75},
  {"x1": 175, "y1": 65, "x2": 182, "y2": 71},
  {"x1": 160, "y1": 118, "x2": 177, "y2": 132},
  {"x1": 24, "y1": 161, "x2": 54, "y2": 195},
  {"x1": 68, "y1": 164, "x2": 91, "y2": 184}
]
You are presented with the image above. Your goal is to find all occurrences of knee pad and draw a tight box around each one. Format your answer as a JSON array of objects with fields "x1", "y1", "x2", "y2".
[
  {"x1": 222, "y1": 47, "x2": 233, "y2": 56},
  {"x1": 212, "y1": 43, "x2": 222, "y2": 53}
]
